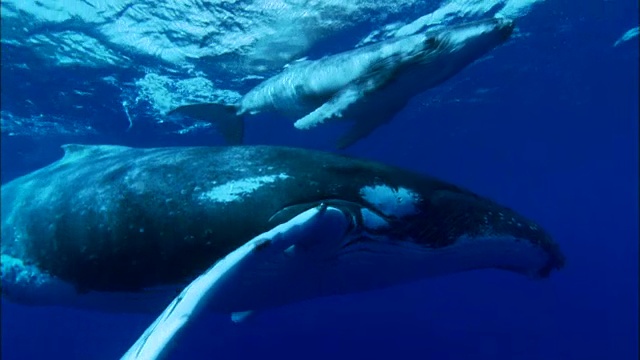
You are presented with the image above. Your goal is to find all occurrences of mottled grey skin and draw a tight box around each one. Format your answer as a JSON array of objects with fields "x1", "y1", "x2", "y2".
[{"x1": 1, "y1": 145, "x2": 564, "y2": 297}]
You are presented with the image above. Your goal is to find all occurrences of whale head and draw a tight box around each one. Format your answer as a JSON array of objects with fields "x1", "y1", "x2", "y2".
[
  {"x1": 248, "y1": 179, "x2": 565, "y2": 309},
  {"x1": 432, "y1": 17, "x2": 514, "y2": 55},
  {"x1": 323, "y1": 182, "x2": 564, "y2": 290},
  {"x1": 411, "y1": 17, "x2": 514, "y2": 84}
]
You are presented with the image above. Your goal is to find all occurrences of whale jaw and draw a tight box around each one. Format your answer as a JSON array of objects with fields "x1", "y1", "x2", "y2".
[{"x1": 299, "y1": 233, "x2": 557, "y2": 300}]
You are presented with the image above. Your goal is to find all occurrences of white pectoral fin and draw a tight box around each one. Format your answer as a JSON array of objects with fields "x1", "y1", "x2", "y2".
[
  {"x1": 120, "y1": 204, "x2": 350, "y2": 360},
  {"x1": 293, "y1": 87, "x2": 363, "y2": 130}
]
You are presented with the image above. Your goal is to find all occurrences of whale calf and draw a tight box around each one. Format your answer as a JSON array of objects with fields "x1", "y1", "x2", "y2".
[
  {"x1": 170, "y1": 18, "x2": 515, "y2": 148},
  {"x1": 1, "y1": 144, "x2": 563, "y2": 358}
]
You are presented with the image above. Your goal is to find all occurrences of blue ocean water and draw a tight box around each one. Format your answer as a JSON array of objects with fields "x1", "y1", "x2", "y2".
[{"x1": 1, "y1": 0, "x2": 638, "y2": 359}]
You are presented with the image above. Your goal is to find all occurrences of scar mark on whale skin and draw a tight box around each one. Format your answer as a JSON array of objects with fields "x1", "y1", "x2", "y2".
[{"x1": 198, "y1": 174, "x2": 291, "y2": 203}]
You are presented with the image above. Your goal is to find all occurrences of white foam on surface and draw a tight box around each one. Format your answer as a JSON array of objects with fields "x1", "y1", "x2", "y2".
[
  {"x1": 134, "y1": 73, "x2": 242, "y2": 116},
  {"x1": 1, "y1": 0, "x2": 415, "y2": 68},
  {"x1": 28, "y1": 31, "x2": 131, "y2": 67}
]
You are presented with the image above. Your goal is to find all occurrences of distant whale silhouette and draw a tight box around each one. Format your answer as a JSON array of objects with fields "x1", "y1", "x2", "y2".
[{"x1": 171, "y1": 18, "x2": 514, "y2": 148}]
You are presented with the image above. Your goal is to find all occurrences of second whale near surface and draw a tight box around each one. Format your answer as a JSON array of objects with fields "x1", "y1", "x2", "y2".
[{"x1": 171, "y1": 18, "x2": 515, "y2": 148}]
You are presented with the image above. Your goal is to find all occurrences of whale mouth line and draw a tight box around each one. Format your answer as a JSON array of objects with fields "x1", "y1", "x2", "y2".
[
  {"x1": 331, "y1": 233, "x2": 556, "y2": 279},
  {"x1": 335, "y1": 235, "x2": 433, "y2": 260}
]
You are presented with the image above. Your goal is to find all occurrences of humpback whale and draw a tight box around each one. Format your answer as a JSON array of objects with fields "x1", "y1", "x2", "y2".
[
  {"x1": 1, "y1": 144, "x2": 563, "y2": 359},
  {"x1": 170, "y1": 18, "x2": 514, "y2": 148}
]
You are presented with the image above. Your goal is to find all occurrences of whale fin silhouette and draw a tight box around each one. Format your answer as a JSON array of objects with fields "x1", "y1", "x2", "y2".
[{"x1": 169, "y1": 103, "x2": 244, "y2": 144}]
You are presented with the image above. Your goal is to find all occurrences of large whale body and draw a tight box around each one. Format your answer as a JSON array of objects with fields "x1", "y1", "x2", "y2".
[
  {"x1": 1, "y1": 145, "x2": 564, "y2": 358},
  {"x1": 171, "y1": 18, "x2": 515, "y2": 149},
  {"x1": 2, "y1": 143, "x2": 564, "y2": 310}
]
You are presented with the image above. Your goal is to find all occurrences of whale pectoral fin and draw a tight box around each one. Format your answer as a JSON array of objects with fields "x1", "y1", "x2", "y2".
[
  {"x1": 168, "y1": 103, "x2": 244, "y2": 144},
  {"x1": 120, "y1": 204, "x2": 350, "y2": 360},
  {"x1": 293, "y1": 86, "x2": 362, "y2": 130},
  {"x1": 293, "y1": 67, "x2": 396, "y2": 131}
]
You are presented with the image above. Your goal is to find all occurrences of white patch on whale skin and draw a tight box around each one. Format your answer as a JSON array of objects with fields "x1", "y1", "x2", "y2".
[
  {"x1": 198, "y1": 174, "x2": 291, "y2": 203},
  {"x1": 359, "y1": 185, "x2": 421, "y2": 218}
]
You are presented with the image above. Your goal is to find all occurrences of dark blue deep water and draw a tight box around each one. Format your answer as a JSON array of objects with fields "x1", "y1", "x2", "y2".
[{"x1": 1, "y1": 0, "x2": 638, "y2": 359}]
